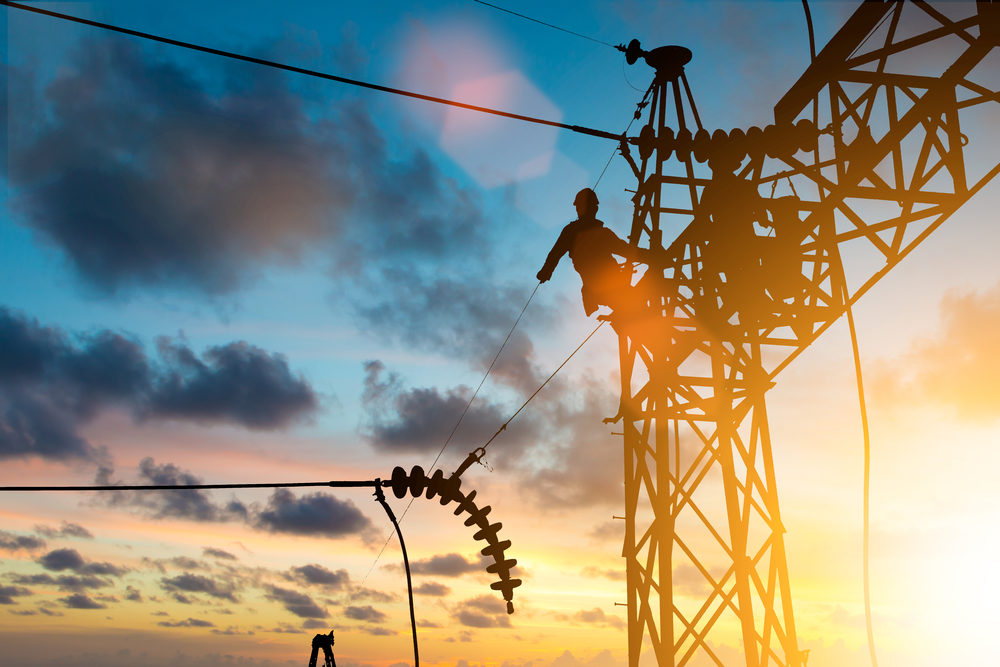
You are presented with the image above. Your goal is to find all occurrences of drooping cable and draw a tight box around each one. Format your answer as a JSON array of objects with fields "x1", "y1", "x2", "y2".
[
  {"x1": 471, "y1": 0, "x2": 617, "y2": 49},
  {"x1": 802, "y1": 0, "x2": 817, "y2": 62},
  {"x1": 842, "y1": 283, "x2": 880, "y2": 667},
  {"x1": 0, "y1": 0, "x2": 619, "y2": 142},
  {"x1": 373, "y1": 482, "x2": 419, "y2": 667}
]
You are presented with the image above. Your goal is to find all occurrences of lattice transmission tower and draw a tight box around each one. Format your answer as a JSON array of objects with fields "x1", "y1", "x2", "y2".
[{"x1": 613, "y1": 2, "x2": 1000, "y2": 665}]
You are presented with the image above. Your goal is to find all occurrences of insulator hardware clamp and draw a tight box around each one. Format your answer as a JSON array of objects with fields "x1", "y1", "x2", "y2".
[{"x1": 390, "y1": 465, "x2": 522, "y2": 614}]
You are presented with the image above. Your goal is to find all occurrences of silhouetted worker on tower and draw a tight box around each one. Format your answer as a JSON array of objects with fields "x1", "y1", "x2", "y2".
[{"x1": 536, "y1": 188, "x2": 641, "y2": 317}]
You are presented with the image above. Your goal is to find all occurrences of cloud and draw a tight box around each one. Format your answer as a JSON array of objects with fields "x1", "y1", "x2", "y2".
[
  {"x1": 548, "y1": 649, "x2": 626, "y2": 667},
  {"x1": 354, "y1": 279, "x2": 546, "y2": 393},
  {"x1": 95, "y1": 460, "x2": 374, "y2": 543},
  {"x1": 580, "y1": 566, "x2": 625, "y2": 582},
  {"x1": 160, "y1": 573, "x2": 238, "y2": 602},
  {"x1": 97, "y1": 458, "x2": 246, "y2": 523},
  {"x1": 255, "y1": 488, "x2": 373, "y2": 538},
  {"x1": 34, "y1": 522, "x2": 94, "y2": 539},
  {"x1": 8, "y1": 38, "x2": 352, "y2": 295},
  {"x1": 265, "y1": 585, "x2": 327, "y2": 619},
  {"x1": 59, "y1": 593, "x2": 106, "y2": 610},
  {"x1": 0, "y1": 530, "x2": 46, "y2": 552},
  {"x1": 158, "y1": 617, "x2": 216, "y2": 628},
  {"x1": 145, "y1": 339, "x2": 317, "y2": 429},
  {"x1": 202, "y1": 548, "x2": 237, "y2": 561},
  {"x1": 571, "y1": 608, "x2": 625, "y2": 630},
  {"x1": 453, "y1": 594, "x2": 512, "y2": 629},
  {"x1": 508, "y1": 383, "x2": 625, "y2": 510},
  {"x1": 361, "y1": 360, "x2": 510, "y2": 453},
  {"x1": 874, "y1": 282, "x2": 1000, "y2": 420},
  {"x1": 344, "y1": 605, "x2": 387, "y2": 623},
  {"x1": 409, "y1": 553, "x2": 483, "y2": 577},
  {"x1": 0, "y1": 307, "x2": 318, "y2": 462},
  {"x1": 414, "y1": 582, "x2": 450, "y2": 596},
  {"x1": 360, "y1": 626, "x2": 396, "y2": 636},
  {"x1": 288, "y1": 564, "x2": 350, "y2": 589},
  {"x1": 37, "y1": 548, "x2": 125, "y2": 577},
  {"x1": 0, "y1": 585, "x2": 32, "y2": 604}
]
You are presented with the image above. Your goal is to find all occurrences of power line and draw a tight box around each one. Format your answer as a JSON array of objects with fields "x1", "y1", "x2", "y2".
[
  {"x1": 1, "y1": 0, "x2": 619, "y2": 142},
  {"x1": 843, "y1": 283, "x2": 880, "y2": 667},
  {"x1": 0, "y1": 480, "x2": 387, "y2": 492},
  {"x1": 471, "y1": 0, "x2": 617, "y2": 49}
]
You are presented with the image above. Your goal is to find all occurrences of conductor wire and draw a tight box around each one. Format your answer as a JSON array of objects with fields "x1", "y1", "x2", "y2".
[
  {"x1": 471, "y1": 0, "x2": 617, "y2": 49},
  {"x1": 843, "y1": 283, "x2": 880, "y2": 667}
]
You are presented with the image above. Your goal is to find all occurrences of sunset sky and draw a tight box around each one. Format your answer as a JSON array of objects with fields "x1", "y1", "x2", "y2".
[{"x1": 2, "y1": 1, "x2": 1000, "y2": 666}]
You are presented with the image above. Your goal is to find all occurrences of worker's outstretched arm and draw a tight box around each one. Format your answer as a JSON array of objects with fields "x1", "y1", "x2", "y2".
[{"x1": 537, "y1": 225, "x2": 573, "y2": 282}]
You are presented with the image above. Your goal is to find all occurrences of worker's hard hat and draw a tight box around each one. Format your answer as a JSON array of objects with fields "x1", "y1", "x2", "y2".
[{"x1": 574, "y1": 188, "x2": 599, "y2": 206}]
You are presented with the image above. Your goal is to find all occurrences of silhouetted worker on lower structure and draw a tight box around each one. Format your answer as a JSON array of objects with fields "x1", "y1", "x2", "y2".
[
  {"x1": 536, "y1": 188, "x2": 641, "y2": 317},
  {"x1": 308, "y1": 630, "x2": 336, "y2": 667}
]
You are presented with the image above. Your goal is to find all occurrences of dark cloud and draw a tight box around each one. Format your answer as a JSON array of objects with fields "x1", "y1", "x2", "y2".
[
  {"x1": 348, "y1": 586, "x2": 395, "y2": 603},
  {"x1": 160, "y1": 573, "x2": 237, "y2": 602},
  {"x1": 360, "y1": 626, "x2": 396, "y2": 636},
  {"x1": 255, "y1": 489, "x2": 372, "y2": 538},
  {"x1": 354, "y1": 278, "x2": 546, "y2": 394},
  {"x1": 508, "y1": 383, "x2": 625, "y2": 510},
  {"x1": 97, "y1": 458, "x2": 245, "y2": 523},
  {"x1": 265, "y1": 585, "x2": 327, "y2": 619},
  {"x1": 165, "y1": 556, "x2": 205, "y2": 571},
  {"x1": 34, "y1": 522, "x2": 94, "y2": 539},
  {"x1": 344, "y1": 605, "x2": 387, "y2": 623},
  {"x1": 202, "y1": 547, "x2": 237, "y2": 561},
  {"x1": 53, "y1": 575, "x2": 113, "y2": 592},
  {"x1": 37, "y1": 548, "x2": 125, "y2": 577},
  {"x1": 0, "y1": 307, "x2": 318, "y2": 462},
  {"x1": 0, "y1": 585, "x2": 32, "y2": 604},
  {"x1": 145, "y1": 339, "x2": 317, "y2": 429},
  {"x1": 125, "y1": 586, "x2": 143, "y2": 602},
  {"x1": 288, "y1": 564, "x2": 350, "y2": 589},
  {"x1": 7, "y1": 572, "x2": 109, "y2": 593},
  {"x1": 8, "y1": 38, "x2": 351, "y2": 295},
  {"x1": 158, "y1": 617, "x2": 216, "y2": 628},
  {"x1": 452, "y1": 594, "x2": 511, "y2": 629},
  {"x1": 361, "y1": 361, "x2": 509, "y2": 453},
  {"x1": 59, "y1": 593, "x2": 106, "y2": 610},
  {"x1": 0, "y1": 530, "x2": 46, "y2": 552},
  {"x1": 413, "y1": 582, "x2": 450, "y2": 596},
  {"x1": 408, "y1": 553, "x2": 482, "y2": 577}
]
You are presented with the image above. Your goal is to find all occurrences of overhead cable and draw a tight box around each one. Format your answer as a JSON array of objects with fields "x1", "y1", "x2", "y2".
[
  {"x1": 1, "y1": 0, "x2": 619, "y2": 141},
  {"x1": 471, "y1": 0, "x2": 617, "y2": 49},
  {"x1": 843, "y1": 283, "x2": 880, "y2": 667},
  {"x1": 0, "y1": 480, "x2": 388, "y2": 492}
]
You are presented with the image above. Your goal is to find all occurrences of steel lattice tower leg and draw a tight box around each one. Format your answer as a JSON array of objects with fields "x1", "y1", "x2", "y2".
[{"x1": 618, "y1": 54, "x2": 803, "y2": 667}]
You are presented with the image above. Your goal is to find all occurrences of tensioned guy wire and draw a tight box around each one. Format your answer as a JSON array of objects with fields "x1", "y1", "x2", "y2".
[{"x1": 361, "y1": 283, "x2": 540, "y2": 584}]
